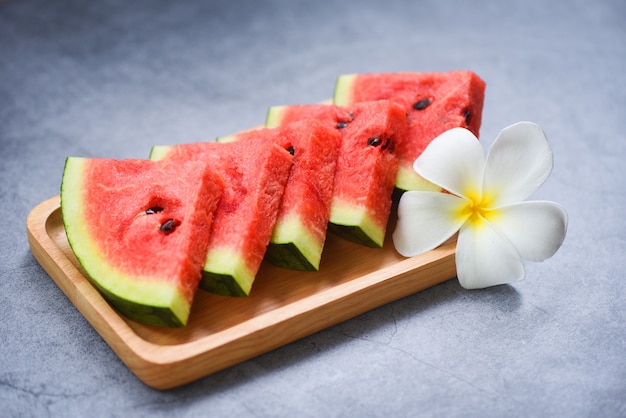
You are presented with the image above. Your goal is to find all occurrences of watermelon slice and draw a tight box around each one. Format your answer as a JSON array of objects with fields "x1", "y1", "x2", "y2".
[
  {"x1": 150, "y1": 138, "x2": 293, "y2": 296},
  {"x1": 60, "y1": 157, "x2": 224, "y2": 327},
  {"x1": 333, "y1": 70, "x2": 486, "y2": 191},
  {"x1": 266, "y1": 100, "x2": 406, "y2": 248},
  {"x1": 218, "y1": 119, "x2": 341, "y2": 271}
]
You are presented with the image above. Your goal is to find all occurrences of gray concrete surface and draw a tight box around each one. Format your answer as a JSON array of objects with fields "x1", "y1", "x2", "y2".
[{"x1": 2, "y1": 0, "x2": 625, "y2": 416}]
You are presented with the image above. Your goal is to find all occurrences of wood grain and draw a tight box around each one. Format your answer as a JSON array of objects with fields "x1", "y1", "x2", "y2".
[{"x1": 26, "y1": 195, "x2": 456, "y2": 389}]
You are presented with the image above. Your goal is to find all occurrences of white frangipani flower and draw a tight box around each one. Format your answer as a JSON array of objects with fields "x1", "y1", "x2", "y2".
[{"x1": 392, "y1": 121, "x2": 568, "y2": 289}]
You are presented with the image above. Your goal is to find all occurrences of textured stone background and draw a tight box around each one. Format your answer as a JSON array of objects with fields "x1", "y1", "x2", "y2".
[{"x1": 1, "y1": 0, "x2": 625, "y2": 416}]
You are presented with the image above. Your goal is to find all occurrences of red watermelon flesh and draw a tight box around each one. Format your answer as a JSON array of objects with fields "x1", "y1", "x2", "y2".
[
  {"x1": 219, "y1": 119, "x2": 341, "y2": 271},
  {"x1": 61, "y1": 157, "x2": 224, "y2": 327},
  {"x1": 266, "y1": 100, "x2": 406, "y2": 247},
  {"x1": 333, "y1": 70, "x2": 486, "y2": 191},
  {"x1": 150, "y1": 137, "x2": 294, "y2": 296}
]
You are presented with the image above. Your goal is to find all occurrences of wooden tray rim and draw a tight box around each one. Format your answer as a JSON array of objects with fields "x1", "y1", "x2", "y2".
[{"x1": 26, "y1": 195, "x2": 457, "y2": 389}]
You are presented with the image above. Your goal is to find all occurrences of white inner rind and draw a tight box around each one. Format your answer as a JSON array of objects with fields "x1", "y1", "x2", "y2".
[
  {"x1": 265, "y1": 105, "x2": 286, "y2": 128},
  {"x1": 332, "y1": 74, "x2": 357, "y2": 106},
  {"x1": 148, "y1": 145, "x2": 170, "y2": 161},
  {"x1": 203, "y1": 247, "x2": 255, "y2": 295},
  {"x1": 330, "y1": 199, "x2": 384, "y2": 247},
  {"x1": 396, "y1": 165, "x2": 442, "y2": 192}
]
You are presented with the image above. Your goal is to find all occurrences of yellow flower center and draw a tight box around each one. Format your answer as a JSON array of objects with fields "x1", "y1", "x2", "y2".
[{"x1": 456, "y1": 189, "x2": 497, "y2": 228}]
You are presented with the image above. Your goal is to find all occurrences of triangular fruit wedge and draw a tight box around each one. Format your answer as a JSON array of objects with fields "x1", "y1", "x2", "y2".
[
  {"x1": 266, "y1": 100, "x2": 406, "y2": 248},
  {"x1": 333, "y1": 70, "x2": 486, "y2": 191},
  {"x1": 219, "y1": 119, "x2": 341, "y2": 271},
  {"x1": 150, "y1": 138, "x2": 293, "y2": 296},
  {"x1": 61, "y1": 158, "x2": 224, "y2": 327}
]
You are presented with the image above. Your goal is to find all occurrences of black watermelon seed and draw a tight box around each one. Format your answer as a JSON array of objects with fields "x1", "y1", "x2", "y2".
[
  {"x1": 368, "y1": 137, "x2": 382, "y2": 147},
  {"x1": 463, "y1": 108, "x2": 472, "y2": 125},
  {"x1": 160, "y1": 219, "x2": 179, "y2": 233},
  {"x1": 336, "y1": 122, "x2": 348, "y2": 129},
  {"x1": 413, "y1": 98, "x2": 432, "y2": 110},
  {"x1": 146, "y1": 207, "x2": 164, "y2": 215},
  {"x1": 381, "y1": 138, "x2": 391, "y2": 150},
  {"x1": 286, "y1": 146, "x2": 295, "y2": 155}
]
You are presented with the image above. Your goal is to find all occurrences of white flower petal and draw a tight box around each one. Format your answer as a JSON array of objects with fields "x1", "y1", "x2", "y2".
[
  {"x1": 455, "y1": 217, "x2": 525, "y2": 289},
  {"x1": 393, "y1": 191, "x2": 467, "y2": 256},
  {"x1": 486, "y1": 201, "x2": 568, "y2": 261},
  {"x1": 483, "y1": 121, "x2": 553, "y2": 207},
  {"x1": 413, "y1": 128, "x2": 485, "y2": 199}
]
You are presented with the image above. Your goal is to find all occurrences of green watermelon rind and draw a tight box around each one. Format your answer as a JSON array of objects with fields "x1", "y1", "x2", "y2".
[
  {"x1": 201, "y1": 248, "x2": 254, "y2": 297},
  {"x1": 265, "y1": 242, "x2": 316, "y2": 271},
  {"x1": 265, "y1": 215, "x2": 324, "y2": 271},
  {"x1": 61, "y1": 157, "x2": 190, "y2": 327},
  {"x1": 329, "y1": 200, "x2": 385, "y2": 248}
]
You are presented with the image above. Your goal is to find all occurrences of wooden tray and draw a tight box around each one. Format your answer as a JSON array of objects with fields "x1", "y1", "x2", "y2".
[{"x1": 26, "y1": 195, "x2": 456, "y2": 389}]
